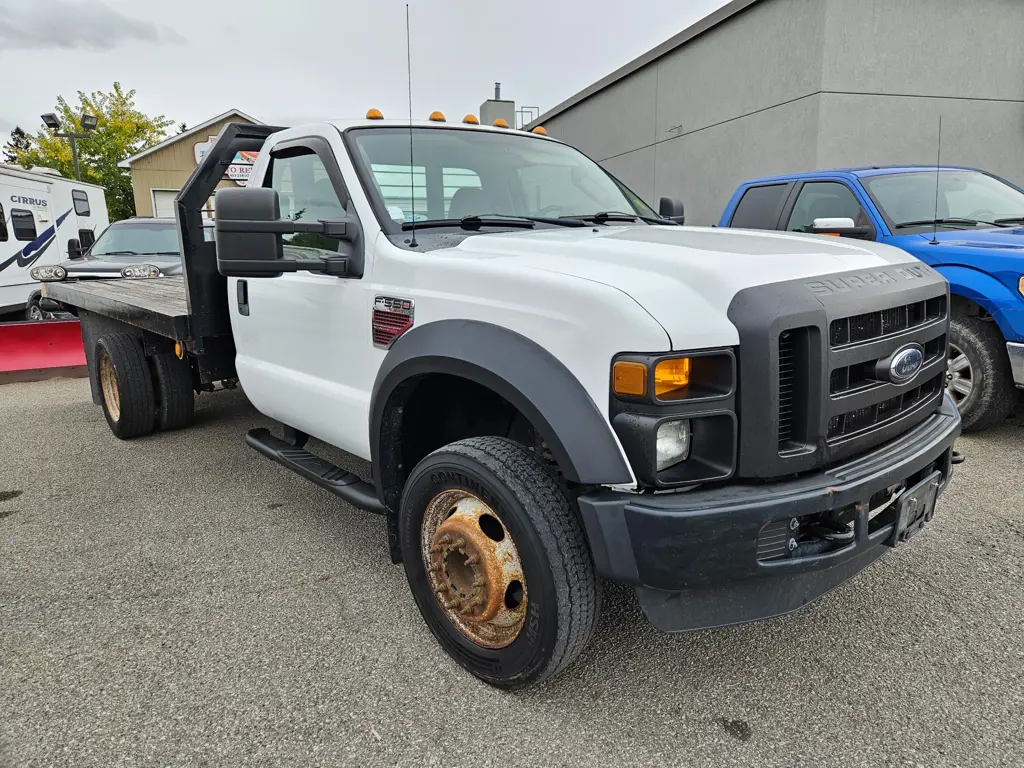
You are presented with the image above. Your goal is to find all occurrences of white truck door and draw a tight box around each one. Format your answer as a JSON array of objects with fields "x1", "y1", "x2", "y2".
[{"x1": 231, "y1": 137, "x2": 375, "y2": 459}]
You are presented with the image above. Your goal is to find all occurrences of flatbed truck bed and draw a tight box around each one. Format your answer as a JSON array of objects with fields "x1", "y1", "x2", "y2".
[{"x1": 44, "y1": 276, "x2": 190, "y2": 340}]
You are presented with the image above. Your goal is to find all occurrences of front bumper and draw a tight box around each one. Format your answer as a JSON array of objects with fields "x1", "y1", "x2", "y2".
[
  {"x1": 1007, "y1": 342, "x2": 1024, "y2": 388},
  {"x1": 578, "y1": 396, "x2": 961, "y2": 632}
]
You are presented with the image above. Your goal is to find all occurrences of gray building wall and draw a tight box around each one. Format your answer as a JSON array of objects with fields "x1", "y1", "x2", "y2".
[{"x1": 537, "y1": 0, "x2": 1024, "y2": 226}]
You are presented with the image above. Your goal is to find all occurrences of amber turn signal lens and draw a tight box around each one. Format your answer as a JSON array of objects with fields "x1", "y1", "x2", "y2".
[
  {"x1": 612, "y1": 361, "x2": 648, "y2": 397},
  {"x1": 655, "y1": 358, "x2": 691, "y2": 398}
]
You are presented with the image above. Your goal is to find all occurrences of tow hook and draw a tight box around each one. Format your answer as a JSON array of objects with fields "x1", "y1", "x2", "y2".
[{"x1": 951, "y1": 450, "x2": 965, "y2": 465}]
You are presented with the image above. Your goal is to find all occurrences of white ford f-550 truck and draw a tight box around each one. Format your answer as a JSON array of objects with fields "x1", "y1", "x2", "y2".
[{"x1": 41, "y1": 118, "x2": 961, "y2": 688}]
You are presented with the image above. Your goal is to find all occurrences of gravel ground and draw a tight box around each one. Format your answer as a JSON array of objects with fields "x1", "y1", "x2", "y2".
[{"x1": 1, "y1": 377, "x2": 1022, "y2": 767}]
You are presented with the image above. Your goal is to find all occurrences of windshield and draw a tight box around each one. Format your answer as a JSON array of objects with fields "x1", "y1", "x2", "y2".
[
  {"x1": 864, "y1": 171, "x2": 1024, "y2": 231},
  {"x1": 90, "y1": 222, "x2": 180, "y2": 257},
  {"x1": 346, "y1": 127, "x2": 656, "y2": 232}
]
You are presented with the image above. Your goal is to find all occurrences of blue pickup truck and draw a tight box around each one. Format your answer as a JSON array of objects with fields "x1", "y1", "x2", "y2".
[{"x1": 720, "y1": 166, "x2": 1024, "y2": 430}]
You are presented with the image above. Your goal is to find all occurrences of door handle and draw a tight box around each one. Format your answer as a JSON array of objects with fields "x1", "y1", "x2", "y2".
[{"x1": 237, "y1": 279, "x2": 249, "y2": 316}]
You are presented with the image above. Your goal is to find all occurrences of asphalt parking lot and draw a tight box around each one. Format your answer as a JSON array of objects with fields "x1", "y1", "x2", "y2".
[{"x1": 2, "y1": 377, "x2": 1022, "y2": 767}]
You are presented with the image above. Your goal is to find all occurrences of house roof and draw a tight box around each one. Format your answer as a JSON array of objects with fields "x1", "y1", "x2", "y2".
[
  {"x1": 117, "y1": 108, "x2": 263, "y2": 168},
  {"x1": 527, "y1": 0, "x2": 765, "y2": 128}
]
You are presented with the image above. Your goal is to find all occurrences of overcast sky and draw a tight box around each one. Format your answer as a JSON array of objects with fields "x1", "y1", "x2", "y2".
[{"x1": 0, "y1": 0, "x2": 728, "y2": 147}]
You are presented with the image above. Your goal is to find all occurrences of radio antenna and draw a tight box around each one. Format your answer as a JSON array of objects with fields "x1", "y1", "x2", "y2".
[
  {"x1": 930, "y1": 116, "x2": 943, "y2": 245},
  {"x1": 405, "y1": 4, "x2": 418, "y2": 248}
]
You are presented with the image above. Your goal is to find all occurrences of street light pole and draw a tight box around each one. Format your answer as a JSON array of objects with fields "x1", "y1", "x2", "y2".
[
  {"x1": 53, "y1": 132, "x2": 91, "y2": 181},
  {"x1": 40, "y1": 112, "x2": 97, "y2": 182}
]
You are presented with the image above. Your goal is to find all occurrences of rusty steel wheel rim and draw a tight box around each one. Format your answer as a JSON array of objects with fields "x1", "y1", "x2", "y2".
[
  {"x1": 421, "y1": 490, "x2": 528, "y2": 649},
  {"x1": 99, "y1": 352, "x2": 121, "y2": 421}
]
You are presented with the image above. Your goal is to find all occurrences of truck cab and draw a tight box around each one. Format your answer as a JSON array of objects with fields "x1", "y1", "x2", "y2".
[
  {"x1": 45, "y1": 119, "x2": 961, "y2": 688},
  {"x1": 720, "y1": 166, "x2": 1024, "y2": 430}
]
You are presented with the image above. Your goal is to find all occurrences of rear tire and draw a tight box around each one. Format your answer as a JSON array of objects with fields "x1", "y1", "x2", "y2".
[
  {"x1": 96, "y1": 333, "x2": 156, "y2": 439},
  {"x1": 399, "y1": 436, "x2": 600, "y2": 689},
  {"x1": 947, "y1": 315, "x2": 1017, "y2": 431},
  {"x1": 149, "y1": 352, "x2": 195, "y2": 431}
]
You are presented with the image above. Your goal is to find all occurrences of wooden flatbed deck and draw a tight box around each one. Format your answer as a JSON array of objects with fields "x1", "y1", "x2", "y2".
[{"x1": 44, "y1": 277, "x2": 191, "y2": 340}]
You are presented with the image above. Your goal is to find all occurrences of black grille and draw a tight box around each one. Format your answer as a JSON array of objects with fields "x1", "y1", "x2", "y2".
[
  {"x1": 830, "y1": 334, "x2": 947, "y2": 396},
  {"x1": 830, "y1": 295, "x2": 947, "y2": 347},
  {"x1": 778, "y1": 331, "x2": 796, "y2": 447},
  {"x1": 827, "y1": 373, "x2": 943, "y2": 441}
]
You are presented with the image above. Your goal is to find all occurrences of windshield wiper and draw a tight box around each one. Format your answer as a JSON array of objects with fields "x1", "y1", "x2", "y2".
[
  {"x1": 401, "y1": 214, "x2": 536, "y2": 231},
  {"x1": 893, "y1": 218, "x2": 1002, "y2": 230},
  {"x1": 994, "y1": 216, "x2": 1024, "y2": 225},
  {"x1": 563, "y1": 211, "x2": 674, "y2": 226},
  {"x1": 152, "y1": 251, "x2": 182, "y2": 255},
  {"x1": 96, "y1": 250, "x2": 140, "y2": 256}
]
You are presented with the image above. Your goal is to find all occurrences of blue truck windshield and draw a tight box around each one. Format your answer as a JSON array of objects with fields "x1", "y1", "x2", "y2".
[{"x1": 864, "y1": 171, "x2": 1024, "y2": 231}]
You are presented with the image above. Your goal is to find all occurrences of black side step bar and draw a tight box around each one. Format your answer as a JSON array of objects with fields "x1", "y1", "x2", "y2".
[{"x1": 245, "y1": 428, "x2": 385, "y2": 515}]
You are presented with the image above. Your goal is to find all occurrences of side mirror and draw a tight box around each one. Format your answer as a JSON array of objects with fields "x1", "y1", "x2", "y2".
[
  {"x1": 215, "y1": 187, "x2": 286, "y2": 278},
  {"x1": 658, "y1": 197, "x2": 685, "y2": 225},
  {"x1": 215, "y1": 187, "x2": 357, "y2": 278},
  {"x1": 811, "y1": 217, "x2": 875, "y2": 240},
  {"x1": 67, "y1": 238, "x2": 83, "y2": 259}
]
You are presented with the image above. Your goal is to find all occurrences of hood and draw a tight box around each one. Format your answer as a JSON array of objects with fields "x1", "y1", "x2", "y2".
[
  {"x1": 888, "y1": 227, "x2": 1024, "y2": 252},
  {"x1": 63, "y1": 252, "x2": 183, "y2": 277},
  {"x1": 435, "y1": 225, "x2": 918, "y2": 348}
]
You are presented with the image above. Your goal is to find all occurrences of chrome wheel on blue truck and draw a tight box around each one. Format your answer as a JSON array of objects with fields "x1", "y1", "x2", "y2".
[{"x1": 946, "y1": 316, "x2": 1017, "y2": 431}]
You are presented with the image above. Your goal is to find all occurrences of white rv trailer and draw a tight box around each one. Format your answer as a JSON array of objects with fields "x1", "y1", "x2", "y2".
[{"x1": 0, "y1": 164, "x2": 109, "y2": 317}]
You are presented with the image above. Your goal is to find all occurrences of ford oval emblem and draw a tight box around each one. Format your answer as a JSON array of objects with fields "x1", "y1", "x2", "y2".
[{"x1": 889, "y1": 344, "x2": 925, "y2": 384}]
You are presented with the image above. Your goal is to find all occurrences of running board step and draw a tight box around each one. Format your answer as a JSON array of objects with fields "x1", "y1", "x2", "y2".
[{"x1": 245, "y1": 427, "x2": 385, "y2": 514}]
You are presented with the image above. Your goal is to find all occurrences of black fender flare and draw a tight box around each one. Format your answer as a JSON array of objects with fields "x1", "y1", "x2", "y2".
[{"x1": 369, "y1": 319, "x2": 633, "y2": 507}]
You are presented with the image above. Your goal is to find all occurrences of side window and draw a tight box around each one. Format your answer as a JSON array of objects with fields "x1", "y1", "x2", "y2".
[
  {"x1": 787, "y1": 182, "x2": 870, "y2": 233},
  {"x1": 79, "y1": 229, "x2": 96, "y2": 249},
  {"x1": 11, "y1": 209, "x2": 37, "y2": 241},
  {"x1": 729, "y1": 184, "x2": 789, "y2": 229},
  {"x1": 268, "y1": 149, "x2": 346, "y2": 259},
  {"x1": 72, "y1": 189, "x2": 91, "y2": 216},
  {"x1": 0, "y1": 204, "x2": 8, "y2": 242}
]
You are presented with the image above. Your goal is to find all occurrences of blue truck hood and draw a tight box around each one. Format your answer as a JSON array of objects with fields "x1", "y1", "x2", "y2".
[{"x1": 887, "y1": 228, "x2": 1024, "y2": 253}]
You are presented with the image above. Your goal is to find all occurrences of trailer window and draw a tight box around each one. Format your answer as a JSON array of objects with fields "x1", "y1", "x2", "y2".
[
  {"x1": 0, "y1": 204, "x2": 7, "y2": 241},
  {"x1": 79, "y1": 229, "x2": 96, "y2": 249},
  {"x1": 11, "y1": 209, "x2": 37, "y2": 241},
  {"x1": 72, "y1": 190, "x2": 91, "y2": 216}
]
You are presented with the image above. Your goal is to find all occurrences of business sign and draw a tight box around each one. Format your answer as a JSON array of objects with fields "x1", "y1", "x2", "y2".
[{"x1": 194, "y1": 136, "x2": 259, "y2": 186}]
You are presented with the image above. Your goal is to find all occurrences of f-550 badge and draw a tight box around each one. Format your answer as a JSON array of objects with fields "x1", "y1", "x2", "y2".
[{"x1": 372, "y1": 296, "x2": 415, "y2": 349}]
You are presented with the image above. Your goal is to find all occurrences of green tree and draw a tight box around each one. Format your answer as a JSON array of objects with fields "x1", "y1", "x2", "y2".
[
  {"x1": 3, "y1": 126, "x2": 34, "y2": 164},
  {"x1": 9, "y1": 83, "x2": 174, "y2": 221}
]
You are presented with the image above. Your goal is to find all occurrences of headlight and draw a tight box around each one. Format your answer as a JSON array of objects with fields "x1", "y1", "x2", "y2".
[
  {"x1": 121, "y1": 264, "x2": 161, "y2": 279},
  {"x1": 656, "y1": 420, "x2": 691, "y2": 471},
  {"x1": 29, "y1": 265, "x2": 67, "y2": 281}
]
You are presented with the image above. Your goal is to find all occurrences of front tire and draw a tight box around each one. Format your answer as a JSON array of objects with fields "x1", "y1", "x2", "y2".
[
  {"x1": 399, "y1": 436, "x2": 600, "y2": 688},
  {"x1": 947, "y1": 315, "x2": 1017, "y2": 431},
  {"x1": 25, "y1": 296, "x2": 44, "y2": 321},
  {"x1": 96, "y1": 333, "x2": 156, "y2": 439}
]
